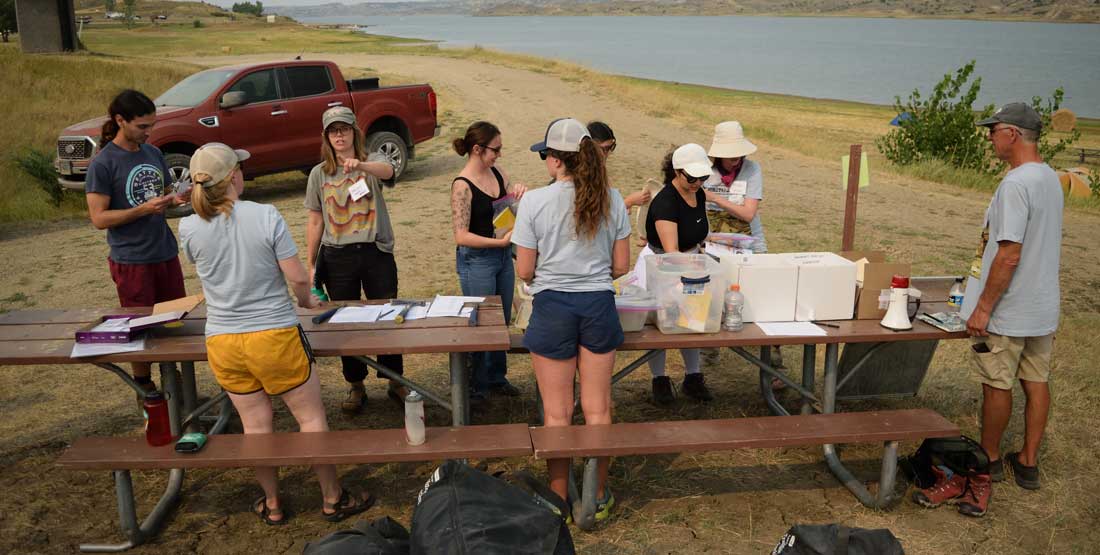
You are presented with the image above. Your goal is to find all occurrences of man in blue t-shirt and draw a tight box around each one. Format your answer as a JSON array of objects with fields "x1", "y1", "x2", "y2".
[{"x1": 85, "y1": 90, "x2": 188, "y2": 395}]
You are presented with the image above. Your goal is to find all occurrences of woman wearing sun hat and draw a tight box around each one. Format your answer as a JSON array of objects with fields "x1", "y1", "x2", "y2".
[{"x1": 700, "y1": 121, "x2": 787, "y2": 381}]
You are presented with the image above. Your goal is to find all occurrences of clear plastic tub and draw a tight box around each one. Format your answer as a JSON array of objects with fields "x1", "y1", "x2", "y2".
[
  {"x1": 645, "y1": 253, "x2": 728, "y2": 334},
  {"x1": 615, "y1": 294, "x2": 659, "y2": 332}
]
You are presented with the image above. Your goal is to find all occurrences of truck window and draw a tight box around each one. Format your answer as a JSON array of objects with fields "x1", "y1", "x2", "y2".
[
  {"x1": 227, "y1": 69, "x2": 280, "y2": 104},
  {"x1": 285, "y1": 66, "x2": 334, "y2": 98},
  {"x1": 155, "y1": 69, "x2": 236, "y2": 108}
]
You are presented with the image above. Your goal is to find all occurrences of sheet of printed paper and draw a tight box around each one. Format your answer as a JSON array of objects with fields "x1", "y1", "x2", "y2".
[
  {"x1": 754, "y1": 322, "x2": 828, "y2": 337},
  {"x1": 71, "y1": 337, "x2": 147, "y2": 358},
  {"x1": 328, "y1": 306, "x2": 383, "y2": 324},
  {"x1": 426, "y1": 296, "x2": 484, "y2": 318}
]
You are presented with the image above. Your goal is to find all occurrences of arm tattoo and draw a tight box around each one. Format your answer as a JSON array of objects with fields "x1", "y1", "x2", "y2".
[{"x1": 451, "y1": 180, "x2": 472, "y2": 236}]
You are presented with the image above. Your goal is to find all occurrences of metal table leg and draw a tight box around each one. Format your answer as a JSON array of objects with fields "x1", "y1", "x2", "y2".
[
  {"x1": 450, "y1": 352, "x2": 469, "y2": 426},
  {"x1": 574, "y1": 458, "x2": 601, "y2": 531},
  {"x1": 801, "y1": 345, "x2": 816, "y2": 415},
  {"x1": 354, "y1": 355, "x2": 453, "y2": 414},
  {"x1": 820, "y1": 343, "x2": 899, "y2": 509},
  {"x1": 178, "y1": 362, "x2": 198, "y2": 433}
]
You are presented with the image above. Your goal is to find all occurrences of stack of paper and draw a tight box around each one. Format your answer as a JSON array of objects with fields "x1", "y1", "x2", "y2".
[
  {"x1": 755, "y1": 322, "x2": 829, "y2": 337},
  {"x1": 425, "y1": 296, "x2": 484, "y2": 318},
  {"x1": 71, "y1": 337, "x2": 147, "y2": 358},
  {"x1": 329, "y1": 306, "x2": 384, "y2": 324}
]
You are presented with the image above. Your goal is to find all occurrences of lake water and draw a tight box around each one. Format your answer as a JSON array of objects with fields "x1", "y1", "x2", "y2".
[{"x1": 298, "y1": 14, "x2": 1100, "y2": 117}]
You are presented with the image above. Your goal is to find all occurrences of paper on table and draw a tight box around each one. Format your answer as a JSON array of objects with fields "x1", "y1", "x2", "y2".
[
  {"x1": 329, "y1": 306, "x2": 383, "y2": 324},
  {"x1": 71, "y1": 336, "x2": 147, "y2": 358},
  {"x1": 377, "y1": 303, "x2": 404, "y2": 321},
  {"x1": 425, "y1": 295, "x2": 485, "y2": 318},
  {"x1": 404, "y1": 305, "x2": 429, "y2": 320},
  {"x1": 755, "y1": 322, "x2": 829, "y2": 336},
  {"x1": 93, "y1": 318, "x2": 131, "y2": 332}
]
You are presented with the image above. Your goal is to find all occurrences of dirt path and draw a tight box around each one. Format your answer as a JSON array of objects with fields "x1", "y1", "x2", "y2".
[{"x1": 1, "y1": 52, "x2": 1098, "y2": 554}]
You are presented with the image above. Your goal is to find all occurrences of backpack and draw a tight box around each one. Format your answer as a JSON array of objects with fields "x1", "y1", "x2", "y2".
[
  {"x1": 302, "y1": 516, "x2": 410, "y2": 555},
  {"x1": 410, "y1": 460, "x2": 574, "y2": 555},
  {"x1": 772, "y1": 524, "x2": 904, "y2": 555},
  {"x1": 900, "y1": 436, "x2": 990, "y2": 488}
]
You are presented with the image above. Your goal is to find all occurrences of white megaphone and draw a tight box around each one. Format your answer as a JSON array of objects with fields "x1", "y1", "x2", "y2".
[{"x1": 881, "y1": 274, "x2": 919, "y2": 331}]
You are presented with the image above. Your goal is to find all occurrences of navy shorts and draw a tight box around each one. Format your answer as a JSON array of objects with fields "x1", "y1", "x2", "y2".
[{"x1": 523, "y1": 290, "x2": 624, "y2": 360}]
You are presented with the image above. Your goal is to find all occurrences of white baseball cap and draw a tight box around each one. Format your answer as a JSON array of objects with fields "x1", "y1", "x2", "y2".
[
  {"x1": 190, "y1": 142, "x2": 250, "y2": 187},
  {"x1": 672, "y1": 143, "x2": 712, "y2": 179},
  {"x1": 530, "y1": 118, "x2": 591, "y2": 154}
]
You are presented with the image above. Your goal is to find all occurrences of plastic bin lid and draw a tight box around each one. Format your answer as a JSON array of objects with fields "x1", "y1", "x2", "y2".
[{"x1": 615, "y1": 295, "x2": 659, "y2": 311}]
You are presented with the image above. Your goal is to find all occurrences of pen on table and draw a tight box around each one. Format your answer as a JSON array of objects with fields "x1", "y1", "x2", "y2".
[
  {"x1": 814, "y1": 322, "x2": 841, "y2": 329},
  {"x1": 311, "y1": 307, "x2": 340, "y2": 325}
]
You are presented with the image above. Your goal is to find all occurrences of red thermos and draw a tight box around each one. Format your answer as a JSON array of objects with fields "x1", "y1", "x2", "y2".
[{"x1": 143, "y1": 391, "x2": 174, "y2": 446}]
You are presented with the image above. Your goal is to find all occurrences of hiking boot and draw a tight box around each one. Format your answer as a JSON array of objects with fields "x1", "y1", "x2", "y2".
[
  {"x1": 988, "y1": 458, "x2": 1004, "y2": 482},
  {"x1": 1006, "y1": 452, "x2": 1041, "y2": 490},
  {"x1": 489, "y1": 381, "x2": 521, "y2": 397},
  {"x1": 341, "y1": 385, "x2": 367, "y2": 414},
  {"x1": 911, "y1": 465, "x2": 966, "y2": 508},
  {"x1": 651, "y1": 376, "x2": 675, "y2": 406},
  {"x1": 956, "y1": 474, "x2": 992, "y2": 517},
  {"x1": 594, "y1": 489, "x2": 615, "y2": 522},
  {"x1": 682, "y1": 373, "x2": 714, "y2": 402}
]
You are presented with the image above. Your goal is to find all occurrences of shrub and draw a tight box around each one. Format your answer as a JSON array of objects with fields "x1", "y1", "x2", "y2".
[
  {"x1": 13, "y1": 149, "x2": 65, "y2": 207},
  {"x1": 193, "y1": 19, "x2": 203, "y2": 28}
]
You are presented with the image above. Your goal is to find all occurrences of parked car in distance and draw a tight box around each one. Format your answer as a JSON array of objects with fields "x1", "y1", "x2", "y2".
[{"x1": 55, "y1": 59, "x2": 439, "y2": 203}]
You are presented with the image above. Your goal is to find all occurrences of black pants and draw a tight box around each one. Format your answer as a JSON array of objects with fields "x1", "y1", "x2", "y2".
[{"x1": 320, "y1": 243, "x2": 403, "y2": 383}]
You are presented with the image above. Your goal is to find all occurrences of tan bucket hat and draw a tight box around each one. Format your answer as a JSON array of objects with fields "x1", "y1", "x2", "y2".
[{"x1": 707, "y1": 121, "x2": 757, "y2": 159}]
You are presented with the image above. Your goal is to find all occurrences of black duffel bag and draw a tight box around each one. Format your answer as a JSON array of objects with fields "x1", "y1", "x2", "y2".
[
  {"x1": 410, "y1": 460, "x2": 574, "y2": 555},
  {"x1": 303, "y1": 516, "x2": 410, "y2": 555},
  {"x1": 772, "y1": 524, "x2": 904, "y2": 555}
]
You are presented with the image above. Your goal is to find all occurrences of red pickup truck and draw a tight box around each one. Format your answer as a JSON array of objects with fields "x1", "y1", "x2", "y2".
[{"x1": 55, "y1": 59, "x2": 438, "y2": 191}]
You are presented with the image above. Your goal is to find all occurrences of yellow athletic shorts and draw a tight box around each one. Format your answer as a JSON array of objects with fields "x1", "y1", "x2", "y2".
[
  {"x1": 971, "y1": 333, "x2": 1054, "y2": 391},
  {"x1": 206, "y1": 326, "x2": 311, "y2": 395}
]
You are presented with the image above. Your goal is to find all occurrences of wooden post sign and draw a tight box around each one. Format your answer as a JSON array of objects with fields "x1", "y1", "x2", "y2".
[{"x1": 841, "y1": 144, "x2": 862, "y2": 252}]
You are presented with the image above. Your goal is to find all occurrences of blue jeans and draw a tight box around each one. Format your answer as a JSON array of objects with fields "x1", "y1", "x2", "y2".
[{"x1": 456, "y1": 246, "x2": 514, "y2": 393}]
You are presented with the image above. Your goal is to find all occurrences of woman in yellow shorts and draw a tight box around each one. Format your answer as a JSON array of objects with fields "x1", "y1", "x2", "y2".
[{"x1": 179, "y1": 143, "x2": 373, "y2": 525}]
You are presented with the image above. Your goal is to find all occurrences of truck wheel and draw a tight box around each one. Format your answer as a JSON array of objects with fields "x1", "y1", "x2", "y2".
[
  {"x1": 164, "y1": 152, "x2": 194, "y2": 218},
  {"x1": 366, "y1": 131, "x2": 408, "y2": 179}
]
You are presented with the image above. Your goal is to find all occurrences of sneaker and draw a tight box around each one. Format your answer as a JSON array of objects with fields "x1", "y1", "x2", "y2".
[
  {"x1": 1006, "y1": 452, "x2": 1041, "y2": 490},
  {"x1": 956, "y1": 474, "x2": 992, "y2": 517},
  {"x1": 489, "y1": 382, "x2": 521, "y2": 397},
  {"x1": 988, "y1": 458, "x2": 1004, "y2": 482},
  {"x1": 341, "y1": 385, "x2": 367, "y2": 414},
  {"x1": 911, "y1": 465, "x2": 966, "y2": 508},
  {"x1": 682, "y1": 373, "x2": 713, "y2": 402},
  {"x1": 594, "y1": 489, "x2": 615, "y2": 522},
  {"x1": 651, "y1": 376, "x2": 675, "y2": 406}
]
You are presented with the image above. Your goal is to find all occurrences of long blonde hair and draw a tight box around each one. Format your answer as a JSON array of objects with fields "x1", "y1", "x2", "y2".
[
  {"x1": 549, "y1": 137, "x2": 609, "y2": 240},
  {"x1": 190, "y1": 170, "x2": 236, "y2": 221},
  {"x1": 321, "y1": 125, "x2": 368, "y2": 176}
]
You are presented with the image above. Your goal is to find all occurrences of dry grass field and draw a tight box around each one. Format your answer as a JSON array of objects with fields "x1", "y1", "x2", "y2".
[{"x1": 1, "y1": 18, "x2": 1099, "y2": 555}]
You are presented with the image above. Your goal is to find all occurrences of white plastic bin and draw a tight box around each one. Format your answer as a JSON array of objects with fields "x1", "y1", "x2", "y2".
[
  {"x1": 615, "y1": 294, "x2": 658, "y2": 332},
  {"x1": 645, "y1": 253, "x2": 728, "y2": 334}
]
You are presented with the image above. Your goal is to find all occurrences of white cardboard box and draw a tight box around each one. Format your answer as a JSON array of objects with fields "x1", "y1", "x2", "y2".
[
  {"x1": 781, "y1": 252, "x2": 857, "y2": 321},
  {"x1": 730, "y1": 254, "x2": 798, "y2": 322}
]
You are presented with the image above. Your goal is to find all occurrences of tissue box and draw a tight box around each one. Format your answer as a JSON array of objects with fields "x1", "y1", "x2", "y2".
[
  {"x1": 781, "y1": 252, "x2": 857, "y2": 321},
  {"x1": 730, "y1": 254, "x2": 798, "y2": 322},
  {"x1": 838, "y1": 251, "x2": 911, "y2": 319}
]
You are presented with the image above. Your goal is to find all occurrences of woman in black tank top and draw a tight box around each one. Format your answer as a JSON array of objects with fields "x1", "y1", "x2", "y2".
[{"x1": 450, "y1": 121, "x2": 528, "y2": 400}]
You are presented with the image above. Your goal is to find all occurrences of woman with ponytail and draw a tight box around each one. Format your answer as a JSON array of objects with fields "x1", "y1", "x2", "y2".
[
  {"x1": 180, "y1": 143, "x2": 373, "y2": 525},
  {"x1": 450, "y1": 121, "x2": 527, "y2": 400},
  {"x1": 512, "y1": 118, "x2": 631, "y2": 522}
]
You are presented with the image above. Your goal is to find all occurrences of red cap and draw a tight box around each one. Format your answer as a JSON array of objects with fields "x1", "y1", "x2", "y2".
[{"x1": 890, "y1": 275, "x2": 910, "y2": 288}]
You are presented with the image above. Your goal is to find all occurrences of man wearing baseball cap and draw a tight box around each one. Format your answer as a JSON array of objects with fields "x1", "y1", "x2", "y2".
[{"x1": 925, "y1": 103, "x2": 1062, "y2": 517}]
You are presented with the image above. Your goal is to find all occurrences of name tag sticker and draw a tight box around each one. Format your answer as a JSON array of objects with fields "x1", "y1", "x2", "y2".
[
  {"x1": 349, "y1": 179, "x2": 370, "y2": 201},
  {"x1": 728, "y1": 180, "x2": 748, "y2": 197}
]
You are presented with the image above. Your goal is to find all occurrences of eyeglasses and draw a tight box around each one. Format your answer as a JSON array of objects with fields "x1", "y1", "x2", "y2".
[
  {"x1": 989, "y1": 126, "x2": 1017, "y2": 138},
  {"x1": 679, "y1": 170, "x2": 707, "y2": 184},
  {"x1": 327, "y1": 125, "x2": 354, "y2": 136},
  {"x1": 480, "y1": 144, "x2": 502, "y2": 154},
  {"x1": 600, "y1": 141, "x2": 616, "y2": 154},
  {"x1": 539, "y1": 149, "x2": 549, "y2": 160}
]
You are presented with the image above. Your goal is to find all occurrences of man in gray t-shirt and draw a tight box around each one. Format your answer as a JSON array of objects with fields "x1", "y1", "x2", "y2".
[{"x1": 953, "y1": 103, "x2": 1063, "y2": 513}]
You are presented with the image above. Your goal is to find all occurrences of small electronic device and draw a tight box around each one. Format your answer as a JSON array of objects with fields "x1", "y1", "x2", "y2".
[{"x1": 175, "y1": 432, "x2": 208, "y2": 454}]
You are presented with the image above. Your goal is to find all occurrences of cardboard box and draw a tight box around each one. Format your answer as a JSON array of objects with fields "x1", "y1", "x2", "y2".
[
  {"x1": 730, "y1": 254, "x2": 797, "y2": 322},
  {"x1": 74, "y1": 293, "x2": 205, "y2": 343},
  {"x1": 781, "y1": 252, "x2": 856, "y2": 321},
  {"x1": 838, "y1": 251, "x2": 911, "y2": 320}
]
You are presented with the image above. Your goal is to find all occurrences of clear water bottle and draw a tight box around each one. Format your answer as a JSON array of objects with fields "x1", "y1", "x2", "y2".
[
  {"x1": 722, "y1": 284, "x2": 744, "y2": 332},
  {"x1": 948, "y1": 277, "x2": 964, "y2": 308},
  {"x1": 404, "y1": 390, "x2": 425, "y2": 446}
]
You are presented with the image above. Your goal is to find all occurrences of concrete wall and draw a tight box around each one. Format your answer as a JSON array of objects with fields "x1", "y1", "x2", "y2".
[{"x1": 16, "y1": 0, "x2": 79, "y2": 53}]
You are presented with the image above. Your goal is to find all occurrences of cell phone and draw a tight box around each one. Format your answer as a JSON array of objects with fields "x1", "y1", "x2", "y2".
[
  {"x1": 175, "y1": 432, "x2": 208, "y2": 454},
  {"x1": 971, "y1": 342, "x2": 991, "y2": 354}
]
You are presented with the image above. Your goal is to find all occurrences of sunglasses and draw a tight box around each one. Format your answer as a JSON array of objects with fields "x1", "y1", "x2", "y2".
[
  {"x1": 539, "y1": 149, "x2": 549, "y2": 160},
  {"x1": 480, "y1": 144, "x2": 502, "y2": 154},
  {"x1": 679, "y1": 170, "x2": 707, "y2": 184},
  {"x1": 600, "y1": 141, "x2": 617, "y2": 154}
]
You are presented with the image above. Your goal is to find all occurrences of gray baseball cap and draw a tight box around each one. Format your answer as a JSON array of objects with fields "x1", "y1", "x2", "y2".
[
  {"x1": 322, "y1": 106, "x2": 356, "y2": 130},
  {"x1": 976, "y1": 102, "x2": 1042, "y2": 132}
]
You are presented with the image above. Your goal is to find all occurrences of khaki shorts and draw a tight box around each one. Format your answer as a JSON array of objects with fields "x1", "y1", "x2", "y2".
[
  {"x1": 206, "y1": 326, "x2": 311, "y2": 395},
  {"x1": 971, "y1": 333, "x2": 1054, "y2": 391}
]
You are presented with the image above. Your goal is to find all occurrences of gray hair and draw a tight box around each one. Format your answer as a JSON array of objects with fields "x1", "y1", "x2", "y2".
[{"x1": 1004, "y1": 123, "x2": 1039, "y2": 144}]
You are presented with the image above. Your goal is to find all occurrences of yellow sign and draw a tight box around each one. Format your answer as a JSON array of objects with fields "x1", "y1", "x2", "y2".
[{"x1": 841, "y1": 153, "x2": 870, "y2": 190}]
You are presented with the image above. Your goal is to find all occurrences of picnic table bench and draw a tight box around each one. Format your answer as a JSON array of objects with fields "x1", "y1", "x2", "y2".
[{"x1": 0, "y1": 298, "x2": 510, "y2": 552}]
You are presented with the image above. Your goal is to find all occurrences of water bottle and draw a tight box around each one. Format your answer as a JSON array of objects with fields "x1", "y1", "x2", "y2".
[
  {"x1": 948, "y1": 277, "x2": 964, "y2": 308},
  {"x1": 143, "y1": 391, "x2": 175, "y2": 447},
  {"x1": 722, "y1": 284, "x2": 744, "y2": 332},
  {"x1": 404, "y1": 390, "x2": 426, "y2": 446}
]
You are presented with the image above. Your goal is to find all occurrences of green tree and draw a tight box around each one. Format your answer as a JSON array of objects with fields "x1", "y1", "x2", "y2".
[
  {"x1": 0, "y1": 0, "x2": 17, "y2": 42},
  {"x1": 105, "y1": 0, "x2": 116, "y2": 13},
  {"x1": 1029, "y1": 88, "x2": 1080, "y2": 163},
  {"x1": 123, "y1": 0, "x2": 136, "y2": 29},
  {"x1": 231, "y1": 1, "x2": 264, "y2": 16}
]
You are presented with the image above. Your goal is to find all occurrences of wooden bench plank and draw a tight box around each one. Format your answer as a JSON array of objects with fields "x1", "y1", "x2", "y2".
[
  {"x1": 529, "y1": 409, "x2": 958, "y2": 459},
  {"x1": 58, "y1": 424, "x2": 533, "y2": 470}
]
